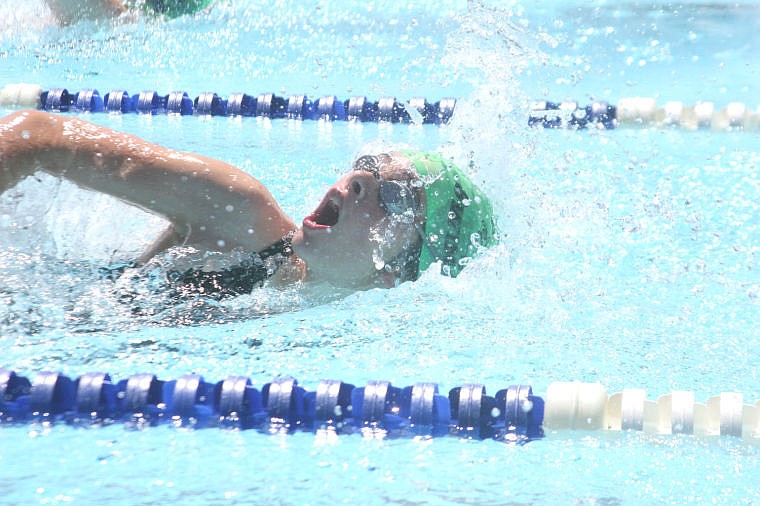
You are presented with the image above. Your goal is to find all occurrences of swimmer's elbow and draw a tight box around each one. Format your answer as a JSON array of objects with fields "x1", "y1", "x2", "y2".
[{"x1": 0, "y1": 110, "x2": 46, "y2": 192}]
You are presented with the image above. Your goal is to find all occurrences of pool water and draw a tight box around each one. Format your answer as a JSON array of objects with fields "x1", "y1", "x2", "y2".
[{"x1": 1, "y1": 1, "x2": 759, "y2": 504}]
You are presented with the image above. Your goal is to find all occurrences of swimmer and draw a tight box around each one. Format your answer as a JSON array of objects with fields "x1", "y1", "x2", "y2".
[
  {"x1": 0, "y1": 110, "x2": 496, "y2": 294},
  {"x1": 44, "y1": 0, "x2": 210, "y2": 25}
]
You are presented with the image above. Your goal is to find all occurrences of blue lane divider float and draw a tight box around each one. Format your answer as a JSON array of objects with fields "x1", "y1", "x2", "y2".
[
  {"x1": 0, "y1": 369, "x2": 541, "y2": 440},
  {"x1": 3, "y1": 84, "x2": 758, "y2": 130},
  {"x1": 0, "y1": 84, "x2": 456, "y2": 124},
  {"x1": 2, "y1": 369, "x2": 759, "y2": 442}
]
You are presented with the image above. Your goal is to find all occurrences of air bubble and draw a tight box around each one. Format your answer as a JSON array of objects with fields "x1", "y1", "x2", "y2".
[
  {"x1": 21, "y1": 130, "x2": 30, "y2": 139},
  {"x1": 217, "y1": 240, "x2": 226, "y2": 247},
  {"x1": 225, "y1": 204, "x2": 234, "y2": 212},
  {"x1": 372, "y1": 248, "x2": 385, "y2": 270}
]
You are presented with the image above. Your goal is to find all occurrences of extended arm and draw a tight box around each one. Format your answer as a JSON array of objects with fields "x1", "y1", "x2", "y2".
[{"x1": 0, "y1": 110, "x2": 296, "y2": 258}]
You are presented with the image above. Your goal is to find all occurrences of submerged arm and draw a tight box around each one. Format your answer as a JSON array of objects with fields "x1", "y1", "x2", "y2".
[{"x1": 0, "y1": 110, "x2": 296, "y2": 256}]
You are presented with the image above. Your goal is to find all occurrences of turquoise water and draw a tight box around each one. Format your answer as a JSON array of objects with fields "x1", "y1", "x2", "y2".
[{"x1": 1, "y1": 1, "x2": 759, "y2": 504}]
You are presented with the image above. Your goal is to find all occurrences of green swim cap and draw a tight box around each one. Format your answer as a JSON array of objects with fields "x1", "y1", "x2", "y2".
[
  {"x1": 400, "y1": 151, "x2": 498, "y2": 278},
  {"x1": 141, "y1": 0, "x2": 212, "y2": 17}
]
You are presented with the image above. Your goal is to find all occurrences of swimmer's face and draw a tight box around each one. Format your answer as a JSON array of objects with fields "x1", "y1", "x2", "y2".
[{"x1": 291, "y1": 154, "x2": 422, "y2": 288}]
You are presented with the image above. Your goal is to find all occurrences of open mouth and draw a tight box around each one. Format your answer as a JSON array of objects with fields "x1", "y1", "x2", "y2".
[{"x1": 304, "y1": 199, "x2": 339, "y2": 229}]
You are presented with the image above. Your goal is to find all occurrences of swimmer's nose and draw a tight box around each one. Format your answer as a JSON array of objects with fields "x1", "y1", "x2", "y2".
[{"x1": 324, "y1": 185, "x2": 347, "y2": 203}]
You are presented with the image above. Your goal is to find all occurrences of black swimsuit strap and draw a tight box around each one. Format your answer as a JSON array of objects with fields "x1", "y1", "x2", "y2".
[
  {"x1": 255, "y1": 230, "x2": 295, "y2": 260},
  {"x1": 169, "y1": 230, "x2": 296, "y2": 298}
]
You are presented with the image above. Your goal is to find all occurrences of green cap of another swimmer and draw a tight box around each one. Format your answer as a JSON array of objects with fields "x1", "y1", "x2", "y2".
[
  {"x1": 142, "y1": 0, "x2": 212, "y2": 17},
  {"x1": 400, "y1": 150, "x2": 498, "y2": 278}
]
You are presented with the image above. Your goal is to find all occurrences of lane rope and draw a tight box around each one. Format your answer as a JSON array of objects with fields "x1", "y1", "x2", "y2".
[
  {"x1": 2, "y1": 83, "x2": 759, "y2": 130},
  {"x1": 1, "y1": 369, "x2": 758, "y2": 442},
  {"x1": 0, "y1": 84, "x2": 455, "y2": 124}
]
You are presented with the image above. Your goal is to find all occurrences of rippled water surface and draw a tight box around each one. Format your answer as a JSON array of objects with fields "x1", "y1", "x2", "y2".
[{"x1": 1, "y1": 1, "x2": 758, "y2": 504}]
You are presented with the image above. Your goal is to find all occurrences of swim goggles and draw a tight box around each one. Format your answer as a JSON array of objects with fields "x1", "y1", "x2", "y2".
[
  {"x1": 352, "y1": 155, "x2": 419, "y2": 217},
  {"x1": 352, "y1": 155, "x2": 435, "y2": 252}
]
